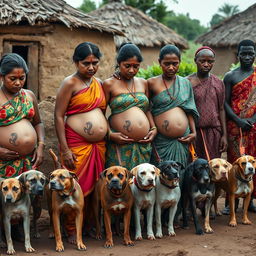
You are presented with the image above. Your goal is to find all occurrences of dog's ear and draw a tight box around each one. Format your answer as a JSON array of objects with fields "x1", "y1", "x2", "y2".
[
  {"x1": 232, "y1": 158, "x2": 241, "y2": 169},
  {"x1": 130, "y1": 166, "x2": 138, "y2": 176},
  {"x1": 17, "y1": 172, "x2": 26, "y2": 186},
  {"x1": 0, "y1": 178, "x2": 5, "y2": 190},
  {"x1": 69, "y1": 171, "x2": 78, "y2": 181},
  {"x1": 176, "y1": 162, "x2": 184, "y2": 170},
  {"x1": 100, "y1": 168, "x2": 109, "y2": 179},
  {"x1": 154, "y1": 166, "x2": 160, "y2": 176},
  {"x1": 225, "y1": 160, "x2": 233, "y2": 171},
  {"x1": 123, "y1": 168, "x2": 132, "y2": 180}
]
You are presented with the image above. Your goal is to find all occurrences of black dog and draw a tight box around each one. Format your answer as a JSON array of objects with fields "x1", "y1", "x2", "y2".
[{"x1": 181, "y1": 158, "x2": 215, "y2": 235}]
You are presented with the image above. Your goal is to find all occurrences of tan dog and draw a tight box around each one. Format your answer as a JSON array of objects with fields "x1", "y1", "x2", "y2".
[
  {"x1": 209, "y1": 158, "x2": 232, "y2": 216},
  {"x1": 0, "y1": 178, "x2": 34, "y2": 255},
  {"x1": 93, "y1": 166, "x2": 134, "y2": 248},
  {"x1": 228, "y1": 155, "x2": 255, "y2": 227},
  {"x1": 48, "y1": 149, "x2": 86, "y2": 252}
]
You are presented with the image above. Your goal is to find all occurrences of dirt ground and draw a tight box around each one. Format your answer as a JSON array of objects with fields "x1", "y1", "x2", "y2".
[{"x1": 1, "y1": 198, "x2": 256, "y2": 256}]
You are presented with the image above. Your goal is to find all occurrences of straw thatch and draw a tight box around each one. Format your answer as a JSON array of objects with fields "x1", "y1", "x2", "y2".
[
  {"x1": 196, "y1": 3, "x2": 256, "y2": 47},
  {"x1": 90, "y1": 0, "x2": 188, "y2": 49},
  {"x1": 0, "y1": 0, "x2": 121, "y2": 34}
]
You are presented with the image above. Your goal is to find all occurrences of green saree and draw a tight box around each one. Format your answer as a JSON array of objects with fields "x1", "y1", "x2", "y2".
[
  {"x1": 150, "y1": 76, "x2": 199, "y2": 167},
  {"x1": 105, "y1": 93, "x2": 152, "y2": 170},
  {"x1": 0, "y1": 90, "x2": 34, "y2": 178}
]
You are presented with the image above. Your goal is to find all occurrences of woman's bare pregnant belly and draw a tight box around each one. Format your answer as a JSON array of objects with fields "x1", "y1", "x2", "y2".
[
  {"x1": 66, "y1": 108, "x2": 108, "y2": 142},
  {"x1": 110, "y1": 107, "x2": 150, "y2": 141},
  {"x1": 154, "y1": 107, "x2": 189, "y2": 138},
  {"x1": 0, "y1": 119, "x2": 37, "y2": 156}
]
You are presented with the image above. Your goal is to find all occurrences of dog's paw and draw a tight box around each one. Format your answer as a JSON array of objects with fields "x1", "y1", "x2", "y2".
[
  {"x1": 48, "y1": 232, "x2": 55, "y2": 239},
  {"x1": 229, "y1": 221, "x2": 237, "y2": 227},
  {"x1": 7, "y1": 248, "x2": 16, "y2": 255},
  {"x1": 124, "y1": 239, "x2": 134, "y2": 246},
  {"x1": 56, "y1": 244, "x2": 64, "y2": 252},
  {"x1": 33, "y1": 232, "x2": 41, "y2": 239},
  {"x1": 168, "y1": 231, "x2": 176, "y2": 237},
  {"x1": 95, "y1": 233, "x2": 102, "y2": 240},
  {"x1": 104, "y1": 240, "x2": 114, "y2": 248},
  {"x1": 25, "y1": 246, "x2": 35, "y2": 253},
  {"x1": 147, "y1": 235, "x2": 155, "y2": 240},
  {"x1": 155, "y1": 232, "x2": 163, "y2": 239},
  {"x1": 205, "y1": 227, "x2": 214, "y2": 234},
  {"x1": 216, "y1": 210, "x2": 222, "y2": 216},
  {"x1": 135, "y1": 236, "x2": 143, "y2": 241},
  {"x1": 242, "y1": 219, "x2": 252, "y2": 225},
  {"x1": 77, "y1": 242, "x2": 87, "y2": 251},
  {"x1": 67, "y1": 234, "x2": 77, "y2": 245},
  {"x1": 196, "y1": 229, "x2": 204, "y2": 235}
]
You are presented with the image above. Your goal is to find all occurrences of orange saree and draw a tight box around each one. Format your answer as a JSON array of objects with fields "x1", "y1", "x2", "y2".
[
  {"x1": 227, "y1": 68, "x2": 256, "y2": 197},
  {"x1": 63, "y1": 78, "x2": 106, "y2": 196}
]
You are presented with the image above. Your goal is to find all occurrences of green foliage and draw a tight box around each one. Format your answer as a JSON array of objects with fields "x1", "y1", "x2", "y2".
[
  {"x1": 79, "y1": 0, "x2": 97, "y2": 13},
  {"x1": 210, "y1": 3, "x2": 240, "y2": 27},
  {"x1": 137, "y1": 61, "x2": 196, "y2": 79},
  {"x1": 164, "y1": 13, "x2": 207, "y2": 41}
]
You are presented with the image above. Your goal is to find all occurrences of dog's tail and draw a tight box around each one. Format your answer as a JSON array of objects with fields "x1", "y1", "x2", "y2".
[{"x1": 49, "y1": 149, "x2": 62, "y2": 169}]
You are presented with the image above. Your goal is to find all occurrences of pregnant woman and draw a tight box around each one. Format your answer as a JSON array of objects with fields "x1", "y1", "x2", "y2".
[
  {"x1": 103, "y1": 43, "x2": 157, "y2": 169},
  {"x1": 0, "y1": 53, "x2": 45, "y2": 178},
  {"x1": 148, "y1": 45, "x2": 199, "y2": 167},
  {"x1": 54, "y1": 42, "x2": 107, "y2": 197}
]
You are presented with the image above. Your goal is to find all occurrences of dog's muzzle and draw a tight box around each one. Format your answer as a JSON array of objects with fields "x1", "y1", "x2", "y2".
[
  {"x1": 50, "y1": 181, "x2": 64, "y2": 190},
  {"x1": 109, "y1": 178, "x2": 122, "y2": 190},
  {"x1": 5, "y1": 194, "x2": 13, "y2": 203}
]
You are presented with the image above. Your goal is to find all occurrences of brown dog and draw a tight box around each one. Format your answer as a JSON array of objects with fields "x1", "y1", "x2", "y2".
[
  {"x1": 228, "y1": 155, "x2": 255, "y2": 227},
  {"x1": 93, "y1": 166, "x2": 134, "y2": 248},
  {"x1": 0, "y1": 178, "x2": 34, "y2": 255},
  {"x1": 209, "y1": 158, "x2": 232, "y2": 216},
  {"x1": 47, "y1": 149, "x2": 86, "y2": 252}
]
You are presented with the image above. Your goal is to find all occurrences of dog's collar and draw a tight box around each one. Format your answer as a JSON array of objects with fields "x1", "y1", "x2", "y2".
[
  {"x1": 134, "y1": 177, "x2": 153, "y2": 192},
  {"x1": 235, "y1": 171, "x2": 252, "y2": 184},
  {"x1": 159, "y1": 175, "x2": 179, "y2": 189},
  {"x1": 59, "y1": 186, "x2": 76, "y2": 198}
]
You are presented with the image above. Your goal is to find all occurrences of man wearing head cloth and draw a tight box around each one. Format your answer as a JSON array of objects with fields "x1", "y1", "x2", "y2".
[
  {"x1": 224, "y1": 39, "x2": 256, "y2": 213},
  {"x1": 187, "y1": 46, "x2": 227, "y2": 161}
]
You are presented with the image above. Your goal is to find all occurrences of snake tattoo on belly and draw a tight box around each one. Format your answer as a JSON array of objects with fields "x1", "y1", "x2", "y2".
[
  {"x1": 84, "y1": 122, "x2": 94, "y2": 135},
  {"x1": 162, "y1": 120, "x2": 169, "y2": 131},
  {"x1": 123, "y1": 120, "x2": 132, "y2": 132},
  {"x1": 9, "y1": 133, "x2": 19, "y2": 146}
]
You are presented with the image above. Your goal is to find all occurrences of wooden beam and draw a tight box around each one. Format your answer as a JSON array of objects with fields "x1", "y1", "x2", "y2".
[{"x1": 0, "y1": 25, "x2": 54, "y2": 35}]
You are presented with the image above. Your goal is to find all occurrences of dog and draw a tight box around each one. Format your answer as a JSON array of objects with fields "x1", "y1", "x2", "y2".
[
  {"x1": 130, "y1": 163, "x2": 159, "y2": 240},
  {"x1": 209, "y1": 158, "x2": 232, "y2": 216},
  {"x1": 17, "y1": 170, "x2": 47, "y2": 238},
  {"x1": 155, "y1": 161, "x2": 181, "y2": 238},
  {"x1": 93, "y1": 166, "x2": 133, "y2": 248},
  {"x1": 228, "y1": 155, "x2": 255, "y2": 227},
  {"x1": 47, "y1": 149, "x2": 86, "y2": 252},
  {"x1": 0, "y1": 178, "x2": 34, "y2": 255},
  {"x1": 182, "y1": 158, "x2": 215, "y2": 235}
]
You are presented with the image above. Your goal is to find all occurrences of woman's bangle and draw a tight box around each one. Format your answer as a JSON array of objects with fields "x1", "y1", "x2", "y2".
[
  {"x1": 38, "y1": 141, "x2": 45, "y2": 146},
  {"x1": 149, "y1": 126, "x2": 157, "y2": 131},
  {"x1": 62, "y1": 149, "x2": 71, "y2": 156}
]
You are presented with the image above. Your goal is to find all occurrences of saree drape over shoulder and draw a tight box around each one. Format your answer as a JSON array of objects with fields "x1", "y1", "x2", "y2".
[
  {"x1": 227, "y1": 69, "x2": 256, "y2": 197},
  {"x1": 150, "y1": 76, "x2": 199, "y2": 167},
  {"x1": 105, "y1": 92, "x2": 152, "y2": 170},
  {"x1": 189, "y1": 74, "x2": 225, "y2": 159},
  {"x1": 0, "y1": 90, "x2": 35, "y2": 178},
  {"x1": 64, "y1": 78, "x2": 106, "y2": 196}
]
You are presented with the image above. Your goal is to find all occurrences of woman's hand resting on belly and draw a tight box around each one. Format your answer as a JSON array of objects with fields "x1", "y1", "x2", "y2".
[{"x1": 0, "y1": 147, "x2": 20, "y2": 161}]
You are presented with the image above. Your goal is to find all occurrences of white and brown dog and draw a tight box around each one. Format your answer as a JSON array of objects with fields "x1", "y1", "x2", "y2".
[
  {"x1": 130, "y1": 163, "x2": 159, "y2": 240},
  {"x1": 209, "y1": 158, "x2": 232, "y2": 216},
  {"x1": 228, "y1": 155, "x2": 255, "y2": 227},
  {"x1": 0, "y1": 178, "x2": 34, "y2": 255}
]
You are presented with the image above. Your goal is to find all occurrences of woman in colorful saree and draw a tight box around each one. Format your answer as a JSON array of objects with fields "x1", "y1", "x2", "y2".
[
  {"x1": 0, "y1": 53, "x2": 44, "y2": 178},
  {"x1": 55, "y1": 42, "x2": 107, "y2": 197},
  {"x1": 148, "y1": 45, "x2": 199, "y2": 167},
  {"x1": 103, "y1": 43, "x2": 157, "y2": 169}
]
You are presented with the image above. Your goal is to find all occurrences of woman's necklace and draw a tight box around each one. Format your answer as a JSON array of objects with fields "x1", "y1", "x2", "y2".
[
  {"x1": 75, "y1": 74, "x2": 92, "y2": 88},
  {"x1": 162, "y1": 75, "x2": 176, "y2": 100},
  {"x1": 1, "y1": 86, "x2": 20, "y2": 111},
  {"x1": 123, "y1": 78, "x2": 139, "y2": 103}
]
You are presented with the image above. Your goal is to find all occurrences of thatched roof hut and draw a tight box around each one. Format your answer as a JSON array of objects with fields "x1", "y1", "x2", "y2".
[
  {"x1": 196, "y1": 3, "x2": 256, "y2": 76},
  {"x1": 90, "y1": 0, "x2": 188, "y2": 67},
  {"x1": 0, "y1": 0, "x2": 121, "y2": 99}
]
